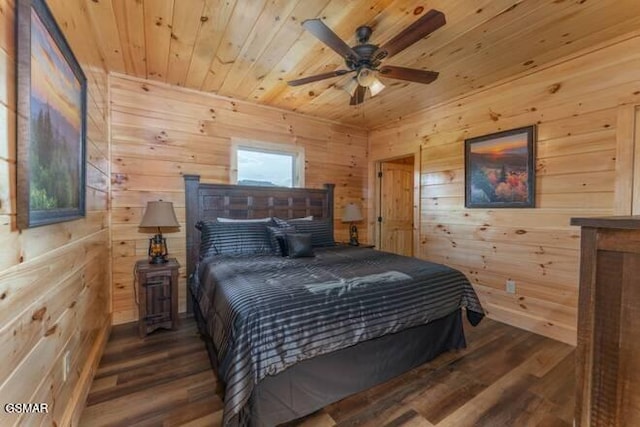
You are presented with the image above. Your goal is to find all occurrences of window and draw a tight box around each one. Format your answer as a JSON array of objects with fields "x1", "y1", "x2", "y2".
[{"x1": 231, "y1": 139, "x2": 304, "y2": 187}]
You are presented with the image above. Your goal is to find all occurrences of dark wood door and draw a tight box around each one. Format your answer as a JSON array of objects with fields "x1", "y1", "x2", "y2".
[{"x1": 144, "y1": 274, "x2": 172, "y2": 325}]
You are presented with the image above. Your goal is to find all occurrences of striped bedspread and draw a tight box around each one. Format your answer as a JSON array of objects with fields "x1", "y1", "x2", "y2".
[{"x1": 192, "y1": 246, "x2": 484, "y2": 426}]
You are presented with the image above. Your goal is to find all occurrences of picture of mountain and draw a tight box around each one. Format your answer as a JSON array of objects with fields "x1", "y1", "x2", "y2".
[
  {"x1": 28, "y1": 6, "x2": 83, "y2": 211},
  {"x1": 466, "y1": 127, "x2": 535, "y2": 208}
]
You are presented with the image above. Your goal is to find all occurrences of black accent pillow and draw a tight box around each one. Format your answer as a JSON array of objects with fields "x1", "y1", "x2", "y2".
[
  {"x1": 267, "y1": 226, "x2": 295, "y2": 256},
  {"x1": 198, "y1": 221, "x2": 272, "y2": 258},
  {"x1": 275, "y1": 236, "x2": 289, "y2": 256},
  {"x1": 286, "y1": 233, "x2": 315, "y2": 258},
  {"x1": 288, "y1": 219, "x2": 335, "y2": 247}
]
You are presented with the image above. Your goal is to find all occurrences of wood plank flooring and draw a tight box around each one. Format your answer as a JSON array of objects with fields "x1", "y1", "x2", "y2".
[{"x1": 79, "y1": 316, "x2": 575, "y2": 427}]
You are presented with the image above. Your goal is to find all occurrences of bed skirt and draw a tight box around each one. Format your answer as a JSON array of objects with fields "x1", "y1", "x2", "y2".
[{"x1": 192, "y1": 289, "x2": 466, "y2": 426}]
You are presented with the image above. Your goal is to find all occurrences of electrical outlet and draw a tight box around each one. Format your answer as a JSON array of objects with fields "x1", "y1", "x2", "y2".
[
  {"x1": 506, "y1": 279, "x2": 516, "y2": 294},
  {"x1": 63, "y1": 351, "x2": 71, "y2": 382}
]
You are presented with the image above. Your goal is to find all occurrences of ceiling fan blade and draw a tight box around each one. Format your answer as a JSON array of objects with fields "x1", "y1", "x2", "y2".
[
  {"x1": 350, "y1": 85, "x2": 366, "y2": 105},
  {"x1": 379, "y1": 66, "x2": 439, "y2": 84},
  {"x1": 302, "y1": 19, "x2": 360, "y2": 62},
  {"x1": 375, "y1": 10, "x2": 445, "y2": 60},
  {"x1": 287, "y1": 69, "x2": 352, "y2": 86}
]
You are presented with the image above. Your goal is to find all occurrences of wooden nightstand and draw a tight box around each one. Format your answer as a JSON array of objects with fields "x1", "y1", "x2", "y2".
[
  {"x1": 337, "y1": 242, "x2": 375, "y2": 248},
  {"x1": 135, "y1": 258, "x2": 180, "y2": 338}
]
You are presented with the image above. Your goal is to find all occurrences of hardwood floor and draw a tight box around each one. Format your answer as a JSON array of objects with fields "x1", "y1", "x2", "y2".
[{"x1": 80, "y1": 316, "x2": 575, "y2": 427}]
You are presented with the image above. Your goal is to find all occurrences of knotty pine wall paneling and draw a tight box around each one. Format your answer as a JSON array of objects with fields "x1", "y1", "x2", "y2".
[
  {"x1": 0, "y1": 0, "x2": 111, "y2": 425},
  {"x1": 109, "y1": 74, "x2": 369, "y2": 324},
  {"x1": 369, "y1": 32, "x2": 640, "y2": 346}
]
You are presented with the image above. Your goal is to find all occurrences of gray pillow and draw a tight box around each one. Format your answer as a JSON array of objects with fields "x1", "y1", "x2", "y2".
[
  {"x1": 216, "y1": 217, "x2": 272, "y2": 223},
  {"x1": 198, "y1": 221, "x2": 272, "y2": 258},
  {"x1": 288, "y1": 219, "x2": 335, "y2": 247}
]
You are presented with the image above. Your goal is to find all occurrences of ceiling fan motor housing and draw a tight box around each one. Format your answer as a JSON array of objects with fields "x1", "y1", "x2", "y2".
[{"x1": 346, "y1": 43, "x2": 381, "y2": 71}]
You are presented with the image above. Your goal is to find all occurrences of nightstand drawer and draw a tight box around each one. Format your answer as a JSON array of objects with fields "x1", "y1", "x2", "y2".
[{"x1": 144, "y1": 276, "x2": 171, "y2": 287}]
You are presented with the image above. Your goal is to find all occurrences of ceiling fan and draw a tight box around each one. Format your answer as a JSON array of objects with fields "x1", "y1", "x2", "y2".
[{"x1": 287, "y1": 10, "x2": 446, "y2": 105}]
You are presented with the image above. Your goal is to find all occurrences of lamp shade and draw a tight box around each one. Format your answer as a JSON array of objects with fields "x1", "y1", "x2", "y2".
[
  {"x1": 139, "y1": 201, "x2": 180, "y2": 228},
  {"x1": 342, "y1": 203, "x2": 363, "y2": 222}
]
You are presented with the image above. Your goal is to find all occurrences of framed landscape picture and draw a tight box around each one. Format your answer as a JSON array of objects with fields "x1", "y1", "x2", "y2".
[
  {"x1": 465, "y1": 125, "x2": 536, "y2": 208},
  {"x1": 16, "y1": 0, "x2": 87, "y2": 228}
]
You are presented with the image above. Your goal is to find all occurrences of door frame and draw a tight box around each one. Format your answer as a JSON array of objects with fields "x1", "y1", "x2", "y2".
[
  {"x1": 614, "y1": 104, "x2": 640, "y2": 215},
  {"x1": 374, "y1": 148, "x2": 421, "y2": 256}
]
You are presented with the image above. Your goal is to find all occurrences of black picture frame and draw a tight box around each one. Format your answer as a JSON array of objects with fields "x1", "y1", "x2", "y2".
[
  {"x1": 465, "y1": 125, "x2": 536, "y2": 208},
  {"x1": 16, "y1": 0, "x2": 87, "y2": 228}
]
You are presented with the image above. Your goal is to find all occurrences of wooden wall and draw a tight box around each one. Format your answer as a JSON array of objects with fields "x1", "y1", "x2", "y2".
[
  {"x1": 110, "y1": 74, "x2": 369, "y2": 324},
  {"x1": 369, "y1": 32, "x2": 640, "y2": 346},
  {"x1": 0, "y1": 0, "x2": 111, "y2": 425}
]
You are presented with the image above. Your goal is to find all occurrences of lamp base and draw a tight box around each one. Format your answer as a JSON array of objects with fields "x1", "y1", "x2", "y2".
[
  {"x1": 149, "y1": 255, "x2": 168, "y2": 264},
  {"x1": 349, "y1": 224, "x2": 359, "y2": 246},
  {"x1": 148, "y1": 233, "x2": 169, "y2": 264}
]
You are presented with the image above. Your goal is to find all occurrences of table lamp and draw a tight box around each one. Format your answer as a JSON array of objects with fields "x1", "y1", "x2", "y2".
[
  {"x1": 342, "y1": 203, "x2": 363, "y2": 246},
  {"x1": 139, "y1": 200, "x2": 180, "y2": 264}
]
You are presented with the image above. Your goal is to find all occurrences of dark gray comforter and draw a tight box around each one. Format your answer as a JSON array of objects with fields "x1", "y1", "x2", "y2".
[{"x1": 192, "y1": 246, "x2": 484, "y2": 426}]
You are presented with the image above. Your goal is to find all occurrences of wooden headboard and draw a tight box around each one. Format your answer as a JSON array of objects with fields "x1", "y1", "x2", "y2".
[{"x1": 184, "y1": 175, "x2": 335, "y2": 306}]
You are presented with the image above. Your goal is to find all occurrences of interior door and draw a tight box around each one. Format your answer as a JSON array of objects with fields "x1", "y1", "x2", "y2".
[{"x1": 379, "y1": 159, "x2": 414, "y2": 256}]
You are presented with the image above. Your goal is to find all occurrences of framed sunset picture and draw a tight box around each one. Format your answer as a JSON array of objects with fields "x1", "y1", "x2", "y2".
[
  {"x1": 465, "y1": 126, "x2": 536, "y2": 208},
  {"x1": 16, "y1": 0, "x2": 87, "y2": 228}
]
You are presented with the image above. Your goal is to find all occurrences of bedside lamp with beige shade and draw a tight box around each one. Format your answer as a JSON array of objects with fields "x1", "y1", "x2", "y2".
[
  {"x1": 139, "y1": 200, "x2": 180, "y2": 264},
  {"x1": 342, "y1": 203, "x2": 363, "y2": 246}
]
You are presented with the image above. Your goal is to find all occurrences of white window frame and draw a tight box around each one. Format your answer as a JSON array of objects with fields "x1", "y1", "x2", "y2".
[{"x1": 230, "y1": 139, "x2": 305, "y2": 187}]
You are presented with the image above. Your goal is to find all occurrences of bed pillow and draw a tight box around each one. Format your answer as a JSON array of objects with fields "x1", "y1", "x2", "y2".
[
  {"x1": 198, "y1": 221, "x2": 272, "y2": 258},
  {"x1": 275, "y1": 236, "x2": 289, "y2": 257},
  {"x1": 273, "y1": 216, "x2": 312, "y2": 227},
  {"x1": 195, "y1": 220, "x2": 211, "y2": 231},
  {"x1": 216, "y1": 217, "x2": 272, "y2": 223},
  {"x1": 286, "y1": 233, "x2": 315, "y2": 258},
  {"x1": 288, "y1": 219, "x2": 335, "y2": 247},
  {"x1": 197, "y1": 220, "x2": 217, "y2": 258},
  {"x1": 267, "y1": 226, "x2": 296, "y2": 256}
]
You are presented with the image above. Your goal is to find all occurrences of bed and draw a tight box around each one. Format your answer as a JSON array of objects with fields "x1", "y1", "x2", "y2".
[{"x1": 184, "y1": 175, "x2": 484, "y2": 426}]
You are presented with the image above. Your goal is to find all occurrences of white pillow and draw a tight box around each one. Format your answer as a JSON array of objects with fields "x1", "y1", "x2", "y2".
[{"x1": 216, "y1": 217, "x2": 272, "y2": 223}]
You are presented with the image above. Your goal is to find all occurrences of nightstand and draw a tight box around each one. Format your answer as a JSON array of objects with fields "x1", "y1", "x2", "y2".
[
  {"x1": 135, "y1": 258, "x2": 180, "y2": 337},
  {"x1": 337, "y1": 242, "x2": 375, "y2": 248}
]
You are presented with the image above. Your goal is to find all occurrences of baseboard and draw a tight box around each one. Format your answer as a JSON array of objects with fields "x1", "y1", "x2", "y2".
[{"x1": 60, "y1": 314, "x2": 112, "y2": 426}]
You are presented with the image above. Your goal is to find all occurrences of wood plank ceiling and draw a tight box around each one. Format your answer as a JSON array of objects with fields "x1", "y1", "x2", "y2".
[{"x1": 73, "y1": 0, "x2": 640, "y2": 128}]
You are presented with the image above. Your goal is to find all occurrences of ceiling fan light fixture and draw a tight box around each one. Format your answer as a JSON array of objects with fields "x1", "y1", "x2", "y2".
[
  {"x1": 343, "y1": 77, "x2": 359, "y2": 96},
  {"x1": 356, "y1": 68, "x2": 376, "y2": 87},
  {"x1": 368, "y1": 77, "x2": 385, "y2": 97}
]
